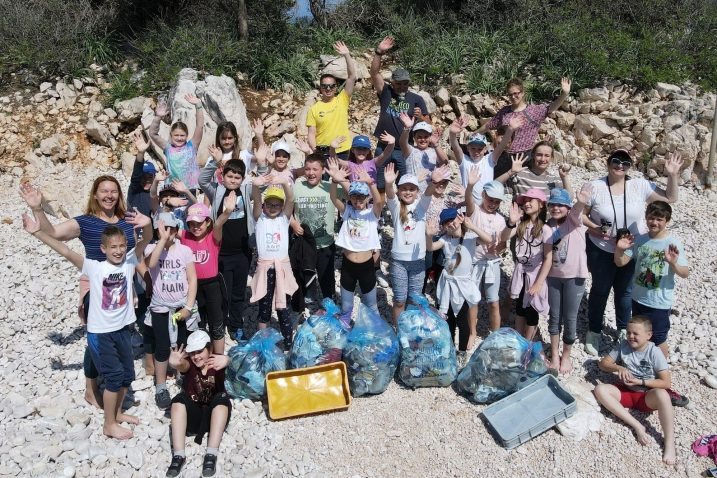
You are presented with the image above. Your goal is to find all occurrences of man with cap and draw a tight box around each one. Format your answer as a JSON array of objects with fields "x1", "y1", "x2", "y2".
[
  {"x1": 370, "y1": 35, "x2": 431, "y2": 192},
  {"x1": 306, "y1": 40, "x2": 357, "y2": 159}
]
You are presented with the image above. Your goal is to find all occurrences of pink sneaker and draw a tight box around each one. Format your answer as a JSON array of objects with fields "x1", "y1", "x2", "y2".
[{"x1": 692, "y1": 434, "x2": 717, "y2": 458}]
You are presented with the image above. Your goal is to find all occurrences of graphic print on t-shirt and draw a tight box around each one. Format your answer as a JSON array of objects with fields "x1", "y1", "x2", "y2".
[
  {"x1": 102, "y1": 272, "x2": 127, "y2": 310},
  {"x1": 264, "y1": 231, "x2": 281, "y2": 252},
  {"x1": 635, "y1": 245, "x2": 666, "y2": 289},
  {"x1": 348, "y1": 216, "x2": 368, "y2": 240},
  {"x1": 193, "y1": 249, "x2": 209, "y2": 266}
]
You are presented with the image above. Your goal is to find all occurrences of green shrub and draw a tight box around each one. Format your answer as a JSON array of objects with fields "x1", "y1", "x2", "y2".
[{"x1": 103, "y1": 69, "x2": 143, "y2": 107}]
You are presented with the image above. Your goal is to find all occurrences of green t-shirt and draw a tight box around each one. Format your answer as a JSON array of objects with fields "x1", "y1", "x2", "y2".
[{"x1": 293, "y1": 179, "x2": 342, "y2": 248}]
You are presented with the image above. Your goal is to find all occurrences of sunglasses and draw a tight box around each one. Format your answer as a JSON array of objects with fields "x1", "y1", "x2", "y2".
[
  {"x1": 320, "y1": 84, "x2": 337, "y2": 90},
  {"x1": 610, "y1": 157, "x2": 632, "y2": 169}
]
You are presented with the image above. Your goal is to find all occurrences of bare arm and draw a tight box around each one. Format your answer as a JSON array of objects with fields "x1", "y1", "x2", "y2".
[
  {"x1": 214, "y1": 190, "x2": 237, "y2": 242},
  {"x1": 23, "y1": 214, "x2": 84, "y2": 270},
  {"x1": 448, "y1": 117, "x2": 467, "y2": 165},
  {"x1": 370, "y1": 36, "x2": 394, "y2": 93},
  {"x1": 665, "y1": 243, "x2": 689, "y2": 278},
  {"x1": 463, "y1": 216, "x2": 492, "y2": 245},
  {"x1": 547, "y1": 77, "x2": 571, "y2": 115},
  {"x1": 374, "y1": 132, "x2": 395, "y2": 167},
  {"x1": 334, "y1": 41, "x2": 356, "y2": 96},
  {"x1": 307, "y1": 125, "x2": 318, "y2": 151},
  {"x1": 648, "y1": 152, "x2": 683, "y2": 204},
  {"x1": 149, "y1": 102, "x2": 169, "y2": 151},
  {"x1": 184, "y1": 94, "x2": 204, "y2": 150},
  {"x1": 19, "y1": 182, "x2": 81, "y2": 240},
  {"x1": 613, "y1": 236, "x2": 634, "y2": 267},
  {"x1": 168, "y1": 345, "x2": 190, "y2": 374}
]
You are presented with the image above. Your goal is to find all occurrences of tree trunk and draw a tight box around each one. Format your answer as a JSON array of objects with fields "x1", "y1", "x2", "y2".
[
  {"x1": 237, "y1": 0, "x2": 249, "y2": 40},
  {"x1": 309, "y1": 0, "x2": 327, "y2": 27}
]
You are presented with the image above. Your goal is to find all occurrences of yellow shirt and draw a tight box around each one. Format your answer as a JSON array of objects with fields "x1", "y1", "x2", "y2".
[{"x1": 306, "y1": 90, "x2": 351, "y2": 153}]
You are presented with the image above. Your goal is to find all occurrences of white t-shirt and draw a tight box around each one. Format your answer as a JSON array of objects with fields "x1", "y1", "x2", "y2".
[
  {"x1": 336, "y1": 205, "x2": 380, "y2": 252},
  {"x1": 459, "y1": 152, "x2": 495, "y2": 204},
  {"x1": 405, "y1": 147, "x2": 438, "y2": 177},
  {"x1": 82, "y1": 256, "x2": 139, "y2": 333},
  {"x1": 586, "y1": 177, "x2": 656, "y2": 253},
  {"x1": 255, "y1": 213, "x2": 289, "y2": 260},
  {"x1": 438, "y1": 236, "x2": 476, "y2": 276},
  {"x1": 222, "y1": 150, "x2": 254, "y2": 175},
  {"x1": 387, "y1": 194, "x2": 431, "y2": 261}
]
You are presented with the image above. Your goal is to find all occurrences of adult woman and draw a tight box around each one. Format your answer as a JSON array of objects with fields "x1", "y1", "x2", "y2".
[
  {"x1": 479, "y1": 77, "x2": 571, "y2": 168},
  {"x1": 581, "y1": 150, "x2": 683, "y2": 355},
  {"x1": 21, "y1": 175, "x2": 146, "y2": 408}
]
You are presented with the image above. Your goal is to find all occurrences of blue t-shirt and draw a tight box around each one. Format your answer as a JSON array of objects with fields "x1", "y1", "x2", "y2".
[
  {"x1": 74, "y1": 215, "x2": 137, "y2": 261},
  {"x1": 625, "y1": 233, "x2": 687, "y2": 309}
]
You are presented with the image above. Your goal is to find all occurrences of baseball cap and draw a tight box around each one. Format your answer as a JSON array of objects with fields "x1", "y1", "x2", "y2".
[
  {"x1": 155, "y1": 212, "x2": 180, "y2": 228},
  {"x1": 516, "y1": 188, "x2": 548, "y2": 205},
  {"x1": 142, "y1": 162, "x2": 157, "y2": 174},
  {"x1": 263, "y1": 186, "x2": 286, "y2": 202},
  {"x1": 467, "y1": 133, "x2": 488, "y2": 146},
  {"x1": 483, "y1": 181, "x2": 506, "y2": 200},
  {"x1": 158, "y1": 183, "x2": 179, "y2": 198},
  {"x1": 413, "y1": 122, "x2": 433, "y2": 134},
  {"x1": 272, "y1": 141, "x2": 291, "y2": 155},
  {"x1": 397, "y1": 174, "x2": 420, "y2": 187},
  {"x1": 351, "y1": 135, "x2": 371, "y2": 149},
  {"x1": 391, "y1": 69, "x2": 410, "y2": 82},
  {"x1": 547, "y1": 188, "x2": 572, "y2": 208},
  {"x1": 186, "y1": 203, "x2": 211, "y2": 223},
  {"x1": 439, "y1": 208, "x2": 459, "y2": 224},
  {"x1": 348, "y1": 181, "x2": 369, "y2": 196},
  {"x1": 185, "y1": 330, "x2": 211, "y2": 353}
]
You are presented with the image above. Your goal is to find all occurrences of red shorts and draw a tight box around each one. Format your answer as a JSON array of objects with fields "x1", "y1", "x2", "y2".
[{"x1": 616, "y1": 383, "x2": 655, "y2": 413}]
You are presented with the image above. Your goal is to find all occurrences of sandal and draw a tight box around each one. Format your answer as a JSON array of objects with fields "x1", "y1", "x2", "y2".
[{"x1": 202, "y1": 454, "x2": 217, "y2": 477}]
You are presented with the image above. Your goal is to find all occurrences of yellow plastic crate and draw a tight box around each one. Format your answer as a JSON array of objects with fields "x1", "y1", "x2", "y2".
[{"x1": 266, "y1": 362, "x2": 352, "y2": 420}]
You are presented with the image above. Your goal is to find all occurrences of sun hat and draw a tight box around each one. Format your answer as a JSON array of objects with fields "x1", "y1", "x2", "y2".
[
  {"x1": 547, "y1": 188, "x2": 572, "y2": 207},
  {"x1": 142, "y1": 162, "x2": 157, "y2": 174},
  {"x1": 185, "y1": 330, "x2": 211, "y2": 353},
  {"x1": 272, "y1": 141, "x2": 291, "y2": 155},
  {"x1": 155, "y1": 212, "x2": 180, "y2": 228},
  {"x1": 439, "y1": 208, "x2": 459, "y2": 224},
  {"x1": 483, "y1": 181, "x2": 506, "y2": 200},
  {"x1": 412, "y1": 122, "x2": 433, "y2": 134},
  {"x1": 397, "y1": 174, "x2": 420, "y2": 187},
  {"x1": 263, "y1": 186, "x2": 286, "y2": 202},
  {"x1": 608, "y1": 149, "x2": 633, "y2": 164},
  {"x1": 391, "y1": 69, "x2": 410, "y2": 82},
  {"x1": 351, "y1": 135, "x2": 371, "y2": 149},
  {"x1": 516, "y1": 188, "x2": 548, "y2": 205},
  {"x1": 186, "y1": 203, "x2": 211, "y2": 223},
  {"x1": 467, "y1": 133, "x2": 488, "y2": 146},
  {"x1": 348, "y1": 181, "x2": 369, "y2": 196}
]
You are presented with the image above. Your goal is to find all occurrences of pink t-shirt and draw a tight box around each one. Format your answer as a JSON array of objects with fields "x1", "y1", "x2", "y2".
[
  {"x1": 485, "y1": 103, "x2": 550, "y2": 153},
  {"x1": 180, "y1": 230, "x2": 221, "y2": 279},
  {"x1": 145, "y1": 243, "x2": 194, "y2": 312},
  {"x1": 347, "y1": 159, "x2": 378, "y2": 182},
  {"x1": 470, "y1": 207, "x2": 507, "y2": 261},
  {"x1": 547, "y1": 208, "x2": 588, "y2": 279}
]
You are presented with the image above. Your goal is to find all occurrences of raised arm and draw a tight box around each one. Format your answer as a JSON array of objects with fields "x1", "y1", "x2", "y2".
[
  {"x1": 168, "y1": 344, "x2": 190, "y2": 374},
  {"x1": 430, "y1": 127, "x2": 449, "y2": 166},
  {"x1": 185, "y1": 94, "x2": 204, "y2": 150},
  {"x1": 330, "y1": 136, "x2": 350, "y2": 167},
  {"x1": 494, "y1": 152, "x2": 529, "y2": 185},
  {"x1": 23, "y1": 213, "x2": 84, "y2": 270},
  {"x1": 464, "y1": 165, "x2": 482, "y2": 217},
  {"x1": 613, "y1": 235, "x2": 634, "y2": 267},
  {"x1": 374, "y1": 132, "x2": 396, "y2": 167},
  {"x1": 334, "y1": 41, "x2": 356, "y2": 96},
  {"x1": 384, "y1": 162, "x2": 398, "y2": 200},
  {"x1": 548, "y1": 77, "x2": 571, "y2": 115},
  {"x1": 425, "y1": 224, "x2": 443, "y2": 252},
  {"x1": 355, "y1": 167, "x2": 383, "y2": 218},
  {"x1": 501, "y1": 202, "x2": 522, "y2": 241},
  {"x1": 125, "y1": 208, "x2": 153, "y2": 260},
  {"x1": 370, "y1": 36, "x2": 394, "y2": 93},
  {"x1": 423, "y1": 165, "x2": 450, "y2": 197},
  {"x1": 665, "y1": 243, "x2": 689, "y2": 279},
  {"x1": 251, "y1": 118, "x2": 266, "y2": 149},
  {"x1": 171, "y1": 179, "x2": 197, "y2": 205},
  {"x1": 149, "y1": 102, "x2": 169, "y2": 151},
  {"x1": 463, "y1": 215, "x2": 492, "y2": 245},
  {"x1": 448, "y1": 116, "x2": 468, "y2": 165},
  {"x1": 277, "y1": 177, "x2": 295, "y2": 218},
  {"x1": 569, "y1": 183, "x2": 590, "y2": 225},
  {"x1": 326, "y1": 158, "x2": 349, "y2": 214},
  {"x1": 558, "y1": 164, "x2": 574, "y2": 200},
  {"x1": 251, "y1": 174, "x2": 272, "y2": 221},
  {"x1": 648, "y1": 152, "x2": 683, "y2": 204},
  {"x1": 19, "y1": 182, "x2": 81, "y2": 241},
  {"x1": 130, "y1": 129, "x2": 151, "y2": 192},
  {"x1": 398, "y1": 112, "x2": 415, "y2": 157},
  {"x1": 148, "y1": 221, "x2": 170, "y2": 269},
  {"x1": 214, "y1": 190, "x2": 237, "y2": 242}
]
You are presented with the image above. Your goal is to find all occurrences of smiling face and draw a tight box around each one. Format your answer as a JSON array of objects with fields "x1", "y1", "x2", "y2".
[
  {"x1": 520, "y1": 197, "x2": 543, "y2": 216},
  {"x1": 608, "y1": 155, "x2": 632, "y2": 179},
  {"x1": 466, "y1": 143, "x2": 487, "y2": 162},
  {"x1": 481, "y1": 193, "x2": 502, "y2": 213},
  {"x1": 170, "y1": 128, "x2": 188, "y2": 147},
  {"x1": 319, "y1": 76, "x2": 338, "y2": 101},
  {"x1": 100, "y1": 234, "x2": 128, "y2": 265},
  {"x1": 263, "y1": 198, "x2": 284, "y2": 218},
  {"x1": 645, "y1": 213, "x2": 668, "y2": 236},
  {"x1": 532, "y1": 144, "x2": 553, "y2": 172},
  {"x1": 219, "y1": 130, "x2": 236, "y2": 152},
  {"x1": 187, "y1": 218, "x2": 211, "y2": 239},
  {"x1": 94, "y1": 180, "x2": 120, "y2": 213},
  {"x1": 413, "y1": 130, "x2": 431, "y2": 150},
  {"x1": 432, "y1": 179, "x2": 449, "y2": 198},
  {"x1": 352, "y1": 147, "x2": 370, "y2": 162},
  {"x1": 189, "y1": 347, "x2": 210, "y2": 368},
  {"x1": 548, "y1": 203, "x2": 569, "y2": 221},
  {"x1": 273, "y1": 150, "x2": 290, "y2": 170},
  {"x1": 443, "y1": 217, "x2": 462, "y2": 236},
  {"x1": 349, "y1": 194, "x2": 369, "y2": 210},
  {"x1": 303, "y1": 160, "x2": 323, "y2": 186},
  {"x1": 391, "y1": 80, "x2": 410, "y2": 95},
  {"x1": 398, "y1": 183, "x2": 418, "y2": 205},
  {"x1": 507, "y1": 86, "x2": 525, "y2": 108}
]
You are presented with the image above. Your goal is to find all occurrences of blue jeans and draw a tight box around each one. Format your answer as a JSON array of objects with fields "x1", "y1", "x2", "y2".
[
  {"x1": 586, "y1": 238, "x2": 635, "y2": 334},
  {"x1": 375, "y1": 144, "x2": 406, "y2": 189}
]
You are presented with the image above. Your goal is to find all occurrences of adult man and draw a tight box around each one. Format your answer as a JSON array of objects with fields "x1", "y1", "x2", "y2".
[
  {"x1": 370, "y1": 35, "x2": 430, "y2": 192},
  {"x1": 306, "y1": 41, "x2": 357, "y2": 158}
]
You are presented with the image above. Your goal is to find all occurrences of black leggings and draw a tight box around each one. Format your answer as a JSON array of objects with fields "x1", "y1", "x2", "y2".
[
  {"x1": 258, "y1": 268, "x2": 293, "y2": 349},
  {"x1": 83, "y1": 292, "x2": 99, "y2": 379},
  {"x1": 196, "y1": 276, "x2": 227, "y2": 341},
  {"x1": 340, "y1": 256, "x2": 376, "y2": 293},
  {"x1": 446, "y1": 302, "x2": 471, "y2": 352},
  {"x1": 147, "y1": 310, "x2": 188, "y2": 362},
  {"x1": 516, "y1": 285, "x2": 540, "y2": 326}
]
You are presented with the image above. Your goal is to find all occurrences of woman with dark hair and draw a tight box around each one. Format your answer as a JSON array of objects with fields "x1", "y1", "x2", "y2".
[
  {"x1": 21, "y1": 175, "x2": 147, "y2": 409},
  {"x1": 580, "y1": 150, "x2": 683, "y2": 355}
]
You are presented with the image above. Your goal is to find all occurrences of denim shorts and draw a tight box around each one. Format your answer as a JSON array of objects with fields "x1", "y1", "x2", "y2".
[
  {"x1": 87, "y1": 325, "x2": 135, "y2": 392},
  {"x1": 390, "y1": 258, "x2": 425, "y2": 304},
  {"x1": 472, "y1": 260, "x2": 501, "y2": 303}
]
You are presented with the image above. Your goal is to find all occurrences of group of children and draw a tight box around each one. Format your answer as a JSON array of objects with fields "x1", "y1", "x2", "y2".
[{"x1": 22, "y1": 87, "x2": 691, "y2": 472}]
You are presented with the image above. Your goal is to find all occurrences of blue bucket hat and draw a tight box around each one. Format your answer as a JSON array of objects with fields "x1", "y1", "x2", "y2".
[
  {"x1": 142, "y1": 162, "x2": 157, "y2": 174},
  {"x1": 547, "y1": 188, "x2": 572, "y2": 207},
  {"x1": 351, "y1": 135, "x2": 371, "y2": 149},
  {"x1": 467, "y1": 133, "x2": 488, "y2": 146},
  {"x1": 439, "y1": 207, "x2": 459, "y2": 224},
  {"x1": 348, "y1": 181, "x2": 369, "y2": 196}
]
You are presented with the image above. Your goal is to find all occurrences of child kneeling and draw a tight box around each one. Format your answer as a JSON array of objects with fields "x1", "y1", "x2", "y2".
[
  {"x1": 167, "y1": 330, "x2": 231, "y2": 478},
  {"x1": 594, "y1": 316, "x2": 676, "y2": 465}
]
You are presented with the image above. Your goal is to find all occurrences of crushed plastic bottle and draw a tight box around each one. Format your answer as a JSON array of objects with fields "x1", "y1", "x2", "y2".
[
  {"x1": 225, "y1": 328, "x2": 286, "y2": 400},
  {"x1": 397, "y1": 295, "x2": 457, "y2": 388},
  {"x1": 343, "y1": 304, "x2": 399, "y2": 396},
  {"x1": 289, "y1": 299, "x2": 348, "y2": 369}
]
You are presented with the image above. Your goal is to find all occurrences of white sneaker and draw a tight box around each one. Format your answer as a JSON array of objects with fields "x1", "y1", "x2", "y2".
[
  {"x1": 376, "y1": 271, "x2": 389, "y2": 288},
  {"x1": 617, "y1": 328, "x2": 627, "y2": 342},
  {"x1": 585, "y1": 331, "x2": 601, "y2": 356}
]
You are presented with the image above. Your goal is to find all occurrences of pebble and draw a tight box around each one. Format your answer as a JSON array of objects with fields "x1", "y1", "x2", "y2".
[{"x1": 705, "y1": 375, "x2": 717, "y2": 389}]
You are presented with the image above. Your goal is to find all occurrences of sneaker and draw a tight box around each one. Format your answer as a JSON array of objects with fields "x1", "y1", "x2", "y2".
[
  {"x1": 667, "y1": 389, "x2": 689, "y2": 407},
  {"x1": 155, "y1": 389, "x2": 171, "y2": 410},
  {"x1": 617, "y1": 328, "x2": 627, "y2": 342},
  {"x1": 585, "y1": 331, "x2": 601, "y2": 356},
  {"x1": 376, "y1": 271, "x2": 389, "y2": 288},
  {"x1": 202, "y1": 454, "x2": 217, "y2": 477},
  {"x1": 166, "y1": 455, "x2": 186, "y2": 477}
]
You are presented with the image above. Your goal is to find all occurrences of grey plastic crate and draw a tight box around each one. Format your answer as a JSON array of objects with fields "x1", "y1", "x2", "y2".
[{"x1": 483, "y1": 374, "x2": 576, "y2": 449}]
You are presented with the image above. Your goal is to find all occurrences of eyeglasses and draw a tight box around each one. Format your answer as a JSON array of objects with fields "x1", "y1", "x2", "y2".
[
  {"x1": 507, "y1": 90, "x2": 523, "y2": 97},
  {"x1": 320, "y1": 84, "x2": 337, "y2": 90},
  {"x1": 610, "y1": 157, "x2": 632, "y2": 169}
]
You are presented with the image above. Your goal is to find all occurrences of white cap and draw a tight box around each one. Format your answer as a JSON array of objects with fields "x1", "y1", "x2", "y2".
[
  {"x1": 412, "y1": 122, "x2": 433, "y2": 134},
  {"x1": 185, "y1": 330, "x2": 210, "y2": 353},
  {"x1": 271, "y1": 141, "x2": 291, "y2": 154},
  {"x1": 397, "y1": 174, "x2": 420, "y2": 187}
]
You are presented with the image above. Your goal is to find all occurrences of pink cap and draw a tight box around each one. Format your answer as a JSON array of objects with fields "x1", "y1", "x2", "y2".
[
  {"x1": 186, "y1": 203, "x2": 211, "y2": 223},
  {"x1": 516, "y1": 188, "x2": 547, "y2": 205}
]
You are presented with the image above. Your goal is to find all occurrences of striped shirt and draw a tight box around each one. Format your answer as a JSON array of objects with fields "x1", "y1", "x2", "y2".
[
  {"x1": 509, "y1": 169, "x2": 562, "y2": 199},
  {"x1": 75, "y1": 215, "x2": 137, "y2": 261}
]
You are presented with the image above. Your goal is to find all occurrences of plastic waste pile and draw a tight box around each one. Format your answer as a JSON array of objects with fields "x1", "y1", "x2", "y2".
[
  {"x1": 289, "y1": 299, "x2": 348, "y2": 369},
  {"x1": 456, "y1": 327, "x2": 548, "y2": 404},
  {"x1": 343, "y1": 304, "x2": 399, "y2": 396},
  {"x1": 225, "y1": 328, "x2": 286, "y2": 400},
  {"x1": 397, "y1": 295, "x2": 457, "y2": 387}
]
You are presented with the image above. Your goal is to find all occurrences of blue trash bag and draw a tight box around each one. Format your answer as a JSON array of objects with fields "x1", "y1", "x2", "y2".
[
  {"x1": 343, "y1": 303, "x2": 399, "y2": 396},
  {"x1": 456, "y1": 327, "x2": 548, "y2": 404},
  {"x1": 225, "y1": 328, "x2": 286, "y2": 400},
  {"x1": 397, "y1": 295, "x2": 457, "y2": 387},
  {"x1": 289, "y1": 298, "x2": 348, "y2": 369}
]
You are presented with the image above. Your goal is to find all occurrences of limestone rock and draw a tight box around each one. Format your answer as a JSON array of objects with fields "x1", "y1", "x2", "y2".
[
  {"x1": 319, "y1": 55, "x2": 369, "y2": 80},
  {"x1": 416, "y1": 90, "x2": 437, "y2": 115},
  {"x1": 85, "y1": 118, "x2": 114, "y2": 148},
  {"x1": 579, "y1": 87, "x2": 609, "y2": 102},
  {"x1": 56, "y1": 81, "x2": 78, "y2": 107},
  {"x1": 115, "y1": 96, "x2": 151, "y2": 124},
  {"x1": 655, "y1": 82, "x2": 681, "y2": 98},
  {"x1": 435, "y1": 87, "x2": 450, "y2": 107}
]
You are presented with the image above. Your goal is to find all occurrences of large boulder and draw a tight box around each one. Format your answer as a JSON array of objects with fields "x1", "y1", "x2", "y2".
[
  {"x1": 655, "y1": 82, "x2": 681, "y2": 99},
  {"x1": 55, "y1": 81, "x2": 78, "y2": 107},
  {"x1": 578, "y1": 87, "x2": 609, "y2": 102},
  {"x1": 115, "y1": 96, "x2": 151, "y2": 124},
  {"x1": 319, "y1": 55, "x2": 369, "y2": 80},
  {"x1": 416, "y1": 90, "x2": 437, "y2": 115},
  {"x1": 85, "y1": 118, "x2": 114, "y2": 148}
]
